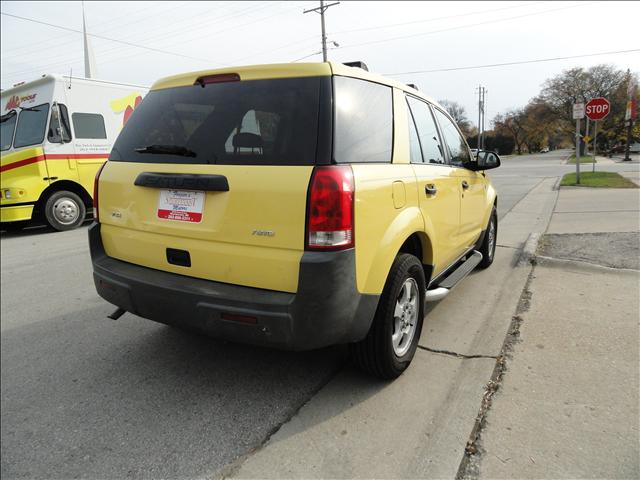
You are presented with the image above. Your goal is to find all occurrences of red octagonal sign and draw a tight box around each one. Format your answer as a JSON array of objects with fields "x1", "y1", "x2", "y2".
[{"x1": 585, "y1": 97, "x2": 611, "y2": 121}]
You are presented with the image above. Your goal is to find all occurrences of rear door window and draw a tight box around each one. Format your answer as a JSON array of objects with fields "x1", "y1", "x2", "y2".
[
  {"x1": 1, "y1": 110, "x2": 17, "y2": 151},
  {"x1": 406, "y1": 96, "x2": 445, "y2": 165},
  {"x1": 109, "y1": 77, "x2": 325, "y2": 165},
  {"x1": 333, "y1": 76, "x2": 393, "y2": 164},
  {"x1": 432, "y1": 107, "x2": 472, "y2": 167},
  {"x1": 13, "y1": 103, "x2": 49, "y2": 148}
]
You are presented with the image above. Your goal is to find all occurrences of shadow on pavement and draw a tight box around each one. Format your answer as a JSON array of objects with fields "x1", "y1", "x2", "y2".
[{"x1": 0, "y1": 306, "x2": 351, "y2": 479}]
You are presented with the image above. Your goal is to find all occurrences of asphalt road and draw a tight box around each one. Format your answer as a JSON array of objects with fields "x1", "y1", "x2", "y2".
[
  {"x1": 490, "y1": 149, "x2": 638, "y2": 220},
  {"x1": 1, "y1": 150, "x2": 638, "y2": 479}
]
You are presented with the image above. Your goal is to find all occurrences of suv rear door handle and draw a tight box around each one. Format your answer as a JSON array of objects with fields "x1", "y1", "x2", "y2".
[
  {"x1": 425, "y1": 184, "x2": 437, "y2": 196},
  {"x1": 461, "y1": 180, "x2": 469, "y2": 190}
]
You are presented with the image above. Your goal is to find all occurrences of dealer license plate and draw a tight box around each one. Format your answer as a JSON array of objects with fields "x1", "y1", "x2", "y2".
[{"x1": 157, "y1": 190, "x2": 205, "y2": 223}]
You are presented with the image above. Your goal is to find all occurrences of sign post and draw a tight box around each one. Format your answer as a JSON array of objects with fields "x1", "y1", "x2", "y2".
[
  {"x1": 573, "y1": 103, "x2": 585, "y2": 184},
  {"x1": 624, "y1": 80, "x2": 637, "y2": 162},
  {"x1": 585, "y1": 97, "x2": 610, "y2": 172},
  {"x1": 592, "y1": 121, "x2": 597, "y2": 173}
]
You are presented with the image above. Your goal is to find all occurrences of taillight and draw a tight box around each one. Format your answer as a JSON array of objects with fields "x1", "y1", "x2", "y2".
[
  {"x1": 93, "y1": 161, "x2": 107, "y2": 222},
  {"x1": 306, "y1": 165, "x2": 354, "y2": 250}
]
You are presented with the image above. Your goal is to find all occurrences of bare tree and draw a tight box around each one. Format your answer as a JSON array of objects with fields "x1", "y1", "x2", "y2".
[
  {"x1": 438, "y1": 99, "x2": 472, "y2": 135},
  {"x1": 494, "y1": 110, "x2": 526, "y2": 155}
]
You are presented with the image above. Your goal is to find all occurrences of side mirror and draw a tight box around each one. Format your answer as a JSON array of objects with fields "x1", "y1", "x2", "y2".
[{"x1": 476, "y1": 150, "x2": 500, "y2": 170}]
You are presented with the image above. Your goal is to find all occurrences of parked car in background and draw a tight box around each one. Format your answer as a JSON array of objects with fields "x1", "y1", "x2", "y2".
[
  {"x1": 1, "y1": 74, "x2": 148, "y2": 230},
  {"x1": 90, "y1": 61, "x2": 500, "y2": 379}
]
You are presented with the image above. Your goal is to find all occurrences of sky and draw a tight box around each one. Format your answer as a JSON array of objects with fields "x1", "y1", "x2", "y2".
[{"x1": 1, "y1": 1, "x2": 639, "y2": 127}]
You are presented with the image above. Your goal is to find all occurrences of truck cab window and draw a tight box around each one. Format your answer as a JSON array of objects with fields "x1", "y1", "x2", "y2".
[
  {"x1": 48, "y1": 104, "x2": 72, "y2": 143},
  {"x1": 1, "y1": 110, "x2": 17, "y2": 151},
  {"x1": 13, "y1": 103, "x2": 50, "y2": 149}
]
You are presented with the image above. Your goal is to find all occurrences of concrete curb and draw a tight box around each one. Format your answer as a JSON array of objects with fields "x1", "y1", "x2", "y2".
[{"x1": 517, "y1": 232, "x2": 541, "y2": 266}]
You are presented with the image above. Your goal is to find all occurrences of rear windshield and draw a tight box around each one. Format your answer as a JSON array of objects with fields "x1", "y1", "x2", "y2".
[{"x1": 110, "y1": 77, "x2": 325, "y2": 165}]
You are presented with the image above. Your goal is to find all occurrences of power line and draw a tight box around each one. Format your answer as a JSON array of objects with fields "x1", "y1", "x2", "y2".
[
  {"x1": 338, "y1": 2, "x2": 598, "y2": 50},
  {"x1": 215, "y1": 1, "x2": 547, "y2": 66},
  {"x1": 1, "y1": 2, "x2": 300, "y2": 81},
  {"x1": 0, "y1": 11, "x2": 221, "y2": 66},
  {"x1": 330, "y1": 1, "x2": 546, "y2": 36},
  {"x1": 87, "y1": 2, "x2": 303, "y2": 70},
  {"x1": 1, "y1": 2, "x2": 189, "y2": 59},
  {"x1": 385, "y1": 49, "x2": 640, "y2": 76}
]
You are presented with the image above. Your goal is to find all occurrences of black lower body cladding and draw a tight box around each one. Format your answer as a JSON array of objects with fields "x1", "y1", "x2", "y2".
[{"x1": 89, "y1": 223, "x2": 379, "y2": 350}]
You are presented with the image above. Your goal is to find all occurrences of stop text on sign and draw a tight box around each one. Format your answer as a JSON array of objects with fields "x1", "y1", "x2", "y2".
[{"x1": 585, "y1": 97, "x2": 611, "y2": 121}]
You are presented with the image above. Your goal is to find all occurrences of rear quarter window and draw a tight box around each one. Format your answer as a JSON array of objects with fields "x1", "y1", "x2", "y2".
[{"x1": 333, "y1": 76, "x2": 393, "y2": 164}]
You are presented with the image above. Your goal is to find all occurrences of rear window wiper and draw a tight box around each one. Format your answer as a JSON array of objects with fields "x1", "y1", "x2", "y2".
[{"x1": 134, "y1": 144, "x2": 197, "y2": 157}]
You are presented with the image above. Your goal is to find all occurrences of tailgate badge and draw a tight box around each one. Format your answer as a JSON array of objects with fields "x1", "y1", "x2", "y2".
[
  {"x1": 111, "y1": 211, "x2": 122, "y2": 219},
  {"x1": 252, "y1": 229, "x2": 275, "y2": 237}
]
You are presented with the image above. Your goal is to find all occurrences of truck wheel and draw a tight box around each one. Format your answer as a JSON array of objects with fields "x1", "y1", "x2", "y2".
[
  {"x1": 44, "y1": 191, "x2": 86, "y2": 231},
  {"x1": 350, "y1": 253, "x2": 425, "y2": 379},
  {"x1": 478, "y1": 207, "x2": 497, "y2": 269}
]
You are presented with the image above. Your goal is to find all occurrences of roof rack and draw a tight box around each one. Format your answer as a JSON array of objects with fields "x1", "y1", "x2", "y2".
[
  {"x1": 406, "y1": 83, "x2": 419, "y2": 90},
  {"x1": 343, "y1": 61, "x2": 369, "y2": 72}
]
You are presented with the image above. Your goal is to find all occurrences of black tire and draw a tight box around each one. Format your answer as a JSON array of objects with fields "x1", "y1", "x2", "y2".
[
  {"x1": 478, "y1": 206, "x2": 497, "y2": 269},
  {"x1": 44, "y1": 190, "x2": 86, "y2": 231},
  {"x1": 350, "y1": 253, "x2": 426, "y2": 380}
]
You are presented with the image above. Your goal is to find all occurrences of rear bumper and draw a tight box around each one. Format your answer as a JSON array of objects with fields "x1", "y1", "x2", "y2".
[{"x1": 89, "y1": 223, "x2": 379, "y2": 350}]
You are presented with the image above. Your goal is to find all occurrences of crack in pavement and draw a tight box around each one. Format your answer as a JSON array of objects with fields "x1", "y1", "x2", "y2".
[
  {"x1": 495, "y1": 244, "x2": 519, "y2": 250},
  {"x1": 417, "y1": 345, "x2": 498, "y2": 360}
]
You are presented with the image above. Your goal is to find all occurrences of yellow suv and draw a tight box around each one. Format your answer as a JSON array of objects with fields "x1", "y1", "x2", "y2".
[{"x1": 89, "y1": 62, "x2": 499, "y2": 379}]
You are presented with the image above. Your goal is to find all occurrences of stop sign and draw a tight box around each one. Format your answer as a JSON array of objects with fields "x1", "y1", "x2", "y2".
[{"x1": 585, "y1": 97, "x2": 610, "y2": 120}]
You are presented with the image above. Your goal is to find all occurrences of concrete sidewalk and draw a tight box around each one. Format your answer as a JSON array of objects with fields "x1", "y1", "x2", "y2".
[
  {"x1": 225, "y1": 181, "x2": 560, "y2": 479},
  {"x1": 474, "y1": 186, "x2": 640, "y2": 479}
]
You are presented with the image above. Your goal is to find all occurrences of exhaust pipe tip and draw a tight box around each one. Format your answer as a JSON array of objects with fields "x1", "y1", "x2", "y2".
[{"x1": 107, "y1": 307, "x2": 126, "y2": 320}]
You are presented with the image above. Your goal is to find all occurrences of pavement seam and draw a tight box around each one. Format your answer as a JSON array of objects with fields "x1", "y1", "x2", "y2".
[
  {"x1": 553, "y1": 209, "x2": 640, "y2": 214},
  {"x1": 417, "y1": 345, "x2": 498, "y2": 360},
  {"x1": 216, "y1": 355, "x2": 347, "y2": 480},
  {"x1": 498, "y1": 176, "x2": 548, "y2": 218},
  {"x1": 536, "y1": 254, "x2": 640, "y2": 273}
]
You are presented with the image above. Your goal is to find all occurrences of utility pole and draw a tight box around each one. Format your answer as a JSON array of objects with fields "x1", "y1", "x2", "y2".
[
  {"x1": 304, "y1": 1, "x2": 340, "y2": 62},
  {"x1": 476, "y1": 86, "x2": 486, "y2": 149},
  {"x1": 482, "y1": 88, "x2": 487, "y2": 151}
]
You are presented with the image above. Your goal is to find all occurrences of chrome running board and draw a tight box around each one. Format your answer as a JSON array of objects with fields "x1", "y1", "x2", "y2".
[{"x1": 425, "y1": 251, "x2": 483, "y2": 303}]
